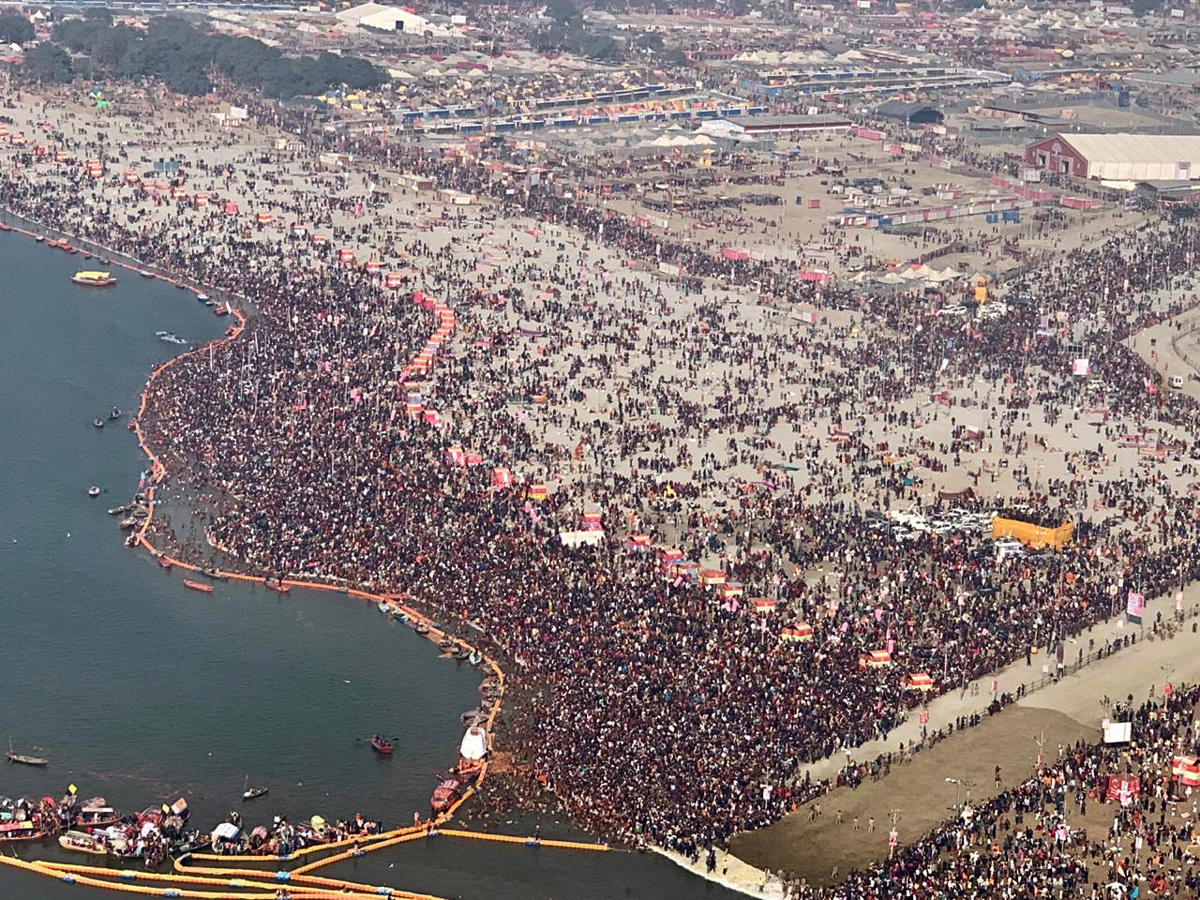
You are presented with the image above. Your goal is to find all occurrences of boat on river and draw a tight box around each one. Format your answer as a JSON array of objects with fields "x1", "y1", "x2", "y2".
[
  {"x1": 242, "y1": 776, "x2": 268, "y2": 801},
  {"x1": 7, "y1": 738, "x2": 47, "y2": 767},
  {"x1": 264, "y1": 579, "x2": 290, "y2": 594},
  {"x1": 183, "y1": 580, "x2": 214, "y2": 594},
  {"x1": 369, "y1": 735, "x2": 394, "y2": 756},
  {"x1": 77, "y1": 803, "x2": 120, "y2": 828},
  {"x1": 72, "y1": 270, "x2": 116, "y2": 287},
  {"x1": 0, "y1": 821, "x2": 46, "y2": 842},
  {"x1": 431, "y1": 779, "x2": 461, "y2": 814},
  {"x1": 60, "y1": 830, "x2": 108, "y2": 855}
]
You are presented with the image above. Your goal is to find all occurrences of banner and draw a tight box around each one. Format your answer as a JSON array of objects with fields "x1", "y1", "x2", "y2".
[
  {"x1": 1106, "y1": 774, "x2": 1140, "y2": 806},
  {"x1": 1173, "y1": 755, "x2": 1200, "y2": 787},
  {"x1": 1127, "y1": 591, "x2": 1145, "y2": 625}
]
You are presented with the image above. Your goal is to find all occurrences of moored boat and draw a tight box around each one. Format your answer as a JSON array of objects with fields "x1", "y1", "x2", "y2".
[
  {"x1": 183, "y1": 580, "x2": 214, "y2": 594},
  {"x1": 60, "y1": 830, "x2": 108, "y2": 855},
  {"x1": 77, "y1": 804, "x2": 120, "y2": 828},
  {"x1": 264, "y1": 579, "x2": 290, "y2": 594},
  {"x1": 158, "y1": 556, "x2": 173, "y2": 570},
  {"x1": 0, "y1": 821, "x2": 46, "y2": 842},
  {"x1": 72, "y1": 271, "x2": 117, "y2": 287},
  {"x1": 431, "y1": 779, "x2": 461, "y2": 814}
]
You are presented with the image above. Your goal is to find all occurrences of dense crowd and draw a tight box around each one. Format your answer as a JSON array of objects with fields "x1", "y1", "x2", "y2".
[{"x1": 4, "y1": 104, "x2": 1200, "y2": 871}]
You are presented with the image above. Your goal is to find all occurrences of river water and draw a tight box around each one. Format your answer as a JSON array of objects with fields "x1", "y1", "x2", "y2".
[{"x1": 0, "y1": 235, "x2": 737, "y2": 900}]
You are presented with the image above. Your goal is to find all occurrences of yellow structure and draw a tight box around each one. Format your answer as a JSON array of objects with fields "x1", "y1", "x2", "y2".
[{"x1": 992, "y1": 517, "x2": 1073, "y2": 550}]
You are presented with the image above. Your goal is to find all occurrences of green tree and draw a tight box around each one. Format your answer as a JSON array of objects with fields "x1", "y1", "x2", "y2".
[
  {"x1": 0, "y1": 13, "x2": 34, "y2": 45},
  {"x1": 22, "y1": 43, "x2": 74, "y2": 83},
  {"x1": 633, "y1": 32, "x2": 664, "y2": 52},
  {"x1": 545, "y1": 0, "x2": 580, "y2": 23}
]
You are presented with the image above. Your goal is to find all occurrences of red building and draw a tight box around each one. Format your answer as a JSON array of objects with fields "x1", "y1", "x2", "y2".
[{"x1": 1024, "y1": 135, "x2": 1088, "y2": 177}]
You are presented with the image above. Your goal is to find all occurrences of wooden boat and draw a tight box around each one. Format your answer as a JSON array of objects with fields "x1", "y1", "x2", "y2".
[
  {"x1": 77, "y1": 805, "x2": 120, "y2": 828},
  {"x1": 0, "y1": 821, "x2": 47, "y2": 842},
  {"x1": 6, "y1": 751, "x2": 48, "y2": 766},
  {"x1": 183, "y1": 580, "x2": 214, "y2": 594},
  {"x1": 369, "y1": 735, "x2": 394, "y2": 756},
  {"x1": 199, "y1": 568, "x2": 226, "y2": 580},
  {"x1": 242, "y1": 776, "x2": 268, "y2": 801},
  {"x1": 7, "y1": 737, "x2": 47, "y2": 766},
  {"x1": 60, "y1": 830, "x2": 108, "y2": 855},
  {"x1": 157, "y1": 556, "x2": 173, "y2": 570},
  {"x1": 431, "y1": 779, "x2": 461, "y2": 814},
  {"x1": 264, "y1": 579, "x2": 290, "y2": 594}
]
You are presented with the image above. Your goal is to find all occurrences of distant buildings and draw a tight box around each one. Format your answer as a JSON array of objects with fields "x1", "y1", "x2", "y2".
[
  {"x1": 874, "y1": 100, "x2": 944, "y2": 127},
  {"x1": 698, "y1": 114, "x2": 852, "y2": 139}
]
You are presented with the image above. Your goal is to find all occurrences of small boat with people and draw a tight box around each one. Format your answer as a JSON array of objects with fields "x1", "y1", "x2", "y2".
[
  {"x1": 183, "y1": 580, "x2": 214, "y2": 594},
  {"x1": 264, "y1": 578, "x2": 290, "y2": 594},
  {"x1": 158, "y1": 332, "x2": 188, "y2": 345},
  {"x1": 0, "y1": 821, "x2": 46, "y2": 843},
  {"x1": 377, "y1": 602, "x2": 390, "y2": 614},
  {"x1": 108, "y1": 504, "x2": 132, "y2": 516},
  {"x1": 369, "y1": 735, "x2": 394, "y2": 756},
  {"x1": 7, "y1": 738, "x2": 48, "y2": 767},
  {"x1": 199, "y1": 568, "x2": 226, "y2": 580},
  {"x1": 88, "y1": 486, "x2": 101, "y2": 497},
  {"x1": 72, "y1": 270, "x2": 117, "y2": 287},
  {"x1": 109, "y1": 407, "x2": 120, "y2": 420},
  {"x1": 77, "y1": 803, "x2": 120, "y2": 828},
  {"x1": 93, "y1": 418, "x2": 104, "y2": 429},
  {"x1": 242, "y1": 776, "x2": 268, "y2": 801},
  {"x1": 60, "y1": 830, "x2": 108, "y2": 856}
]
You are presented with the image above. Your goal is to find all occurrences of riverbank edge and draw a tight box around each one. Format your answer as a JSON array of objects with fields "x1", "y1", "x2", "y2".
[{"x1": 0, "y1": 207, "x2": 502, "y2": 835}]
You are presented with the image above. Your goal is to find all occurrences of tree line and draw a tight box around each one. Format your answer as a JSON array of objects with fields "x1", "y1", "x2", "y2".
[{"x1": 20, "y1": 12, "x2": 386, "y2": 100}]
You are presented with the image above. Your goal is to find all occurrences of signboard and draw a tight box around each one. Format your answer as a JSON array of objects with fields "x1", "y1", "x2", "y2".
[
  {"x1": 1104, "y1": 721, "x2": 1132, "y2": 744},
  {"x1": 1127, "y1": 591, "x2": 1145, "y2": 625}
]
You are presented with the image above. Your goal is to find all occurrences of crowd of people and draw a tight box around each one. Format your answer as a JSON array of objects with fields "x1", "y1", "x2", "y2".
[
  {"x1": 3, "y1": 93, "x2": 1200, "y2": 882},
  {"x1": 784, "y1": 684, "x2": 1200, "y2": 899}
]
